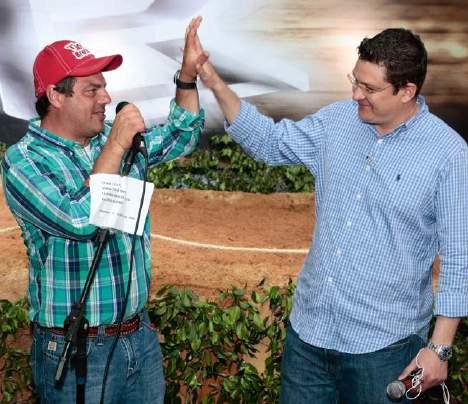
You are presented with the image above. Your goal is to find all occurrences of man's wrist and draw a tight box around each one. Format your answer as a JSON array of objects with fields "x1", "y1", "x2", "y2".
[
  {"x1": 178, "y1": 69, "x2": 196, "y2": 83},
  {"x1": 105, "y1": 137, "x2": 126, "y2": 156},
  {"x1": 174, "y1": 69, "x2": 197, "y2": 90},
  {"x1": 426, "y1": 341, "x2": 453, "y2": 361}
]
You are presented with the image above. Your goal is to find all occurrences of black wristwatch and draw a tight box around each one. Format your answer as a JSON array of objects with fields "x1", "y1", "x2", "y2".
[
  {"x1": 174, "y1": 69, "x2": 197, "y2": 90},
  {"x1": 426, "y1": 341, "x2": 453, "y2": 361}
]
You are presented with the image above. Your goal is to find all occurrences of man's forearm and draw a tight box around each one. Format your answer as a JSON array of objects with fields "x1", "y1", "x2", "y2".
[
  {"x1": 429, "y1": 316, "x2": 460, "y2": 345},
  {"x1": 210, "y1": 78, "x2": 241, "y2": 125},
  {"x1": 92, "y1": 137, "x2": 126, "y2": 176},
  {"x1": 176, "y1": 72, "x2": 200, "y2": 114},
  {"x1": 197, "y1": 61, "x2": 240, "y2": 124}
]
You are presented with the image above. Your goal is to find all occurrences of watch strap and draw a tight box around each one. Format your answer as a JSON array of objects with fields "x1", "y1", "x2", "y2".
[
  {"x1": 426, "y1": 340, "x2": 453, "y2": 361},
  {"x1": 174, "y1": 69, "x2": 197, "y2": 90}
]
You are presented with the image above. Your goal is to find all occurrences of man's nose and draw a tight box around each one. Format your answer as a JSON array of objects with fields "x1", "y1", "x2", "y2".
[
  {"x1": 99, "y1": 89, "x2": 111, "y2": 105},
  {"x1": 352, "y1": 86, "x2": 366, "y2": 102}
]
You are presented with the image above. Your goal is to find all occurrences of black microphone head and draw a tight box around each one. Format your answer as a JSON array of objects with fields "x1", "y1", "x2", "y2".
[
  {"x1": 115, "y1": 101, "x2": 129, "y2": 114},
  {"x1": 386, "y1": 380, "x2": 406, "y2": 401},
  {"x1": 132, "y1": 134, "x2": 144, "y2": 149}
]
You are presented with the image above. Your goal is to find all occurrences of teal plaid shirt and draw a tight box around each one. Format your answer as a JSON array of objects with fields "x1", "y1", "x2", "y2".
[{"x1": 2, "y1": 100, "x2": 204, "y2": 327}]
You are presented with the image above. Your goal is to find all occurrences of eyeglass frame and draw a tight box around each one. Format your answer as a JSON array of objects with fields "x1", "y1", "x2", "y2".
[{"x1": 347, "y1": 73, "x2": 393, "y2": 96}]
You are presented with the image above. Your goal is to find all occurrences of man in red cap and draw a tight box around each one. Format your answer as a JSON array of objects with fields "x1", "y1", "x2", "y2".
[{"x1": 2, "y1": 17, "x2": 207, "y2": 403}]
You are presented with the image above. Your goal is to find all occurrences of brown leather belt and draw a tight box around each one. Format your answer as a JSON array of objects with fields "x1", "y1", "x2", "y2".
[{"x1": 40, "y1": 314, "x2": 140, "y2": 337}]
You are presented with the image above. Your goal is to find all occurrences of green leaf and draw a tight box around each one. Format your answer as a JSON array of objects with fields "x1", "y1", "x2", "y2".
[{"x1": 228, "y1": 306, "x2": 241, "y2": 325}]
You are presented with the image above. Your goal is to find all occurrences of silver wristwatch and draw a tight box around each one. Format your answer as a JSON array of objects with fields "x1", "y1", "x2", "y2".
[{"x1": 426, "y1": 340, "x2": 453, "y2": 361}]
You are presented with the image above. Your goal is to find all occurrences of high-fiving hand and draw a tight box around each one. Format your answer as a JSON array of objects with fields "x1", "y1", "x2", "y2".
[{"x1": 180, "y1": 16, "x2": 209, "y2": 81}]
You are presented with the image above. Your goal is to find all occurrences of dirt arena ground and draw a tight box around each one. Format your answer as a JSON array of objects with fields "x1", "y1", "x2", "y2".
[{"x1": 0, "y1": 187, "x2": 315, "y2": 301}]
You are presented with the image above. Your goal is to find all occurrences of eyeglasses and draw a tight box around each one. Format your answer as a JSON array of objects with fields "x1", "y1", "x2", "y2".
[{"x1": 347, "y1": 73, "x2": 392, "y2": 96}]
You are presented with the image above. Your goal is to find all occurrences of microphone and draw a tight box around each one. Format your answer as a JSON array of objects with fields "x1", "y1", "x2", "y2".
[
  {"x1": 386, "y1": 370, "x2": 422, "y2": 401},
  {"x1": 115, "y1": 101, "x2": 147, "y2": 176}
]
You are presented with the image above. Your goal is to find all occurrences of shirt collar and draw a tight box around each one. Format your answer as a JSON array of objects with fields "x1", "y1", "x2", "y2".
[
  {"x1": 367, "y1": 95, "x2": 428, "y2": 139},
  {"x1": 405, "y1": 95, "x2": 428, "y2": 129},
  {"x1": 28, "y1": 118, "x2": 105, "y2": 150}
]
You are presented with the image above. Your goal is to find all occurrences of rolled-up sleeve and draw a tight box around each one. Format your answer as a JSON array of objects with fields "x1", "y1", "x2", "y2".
[
  {"x1": 434, "y1": 147, "x2": 468, "y2": 317},
  {"x1": 145, "y1": 99, "x2": 205, "y2": 166}
]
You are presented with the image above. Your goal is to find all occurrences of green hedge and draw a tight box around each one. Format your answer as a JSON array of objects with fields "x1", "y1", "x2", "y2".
[
  {"x1": 148, "y1": 134, "x2": 314, "y2": 193},
  {"x1": 2, "y1": 135, "x2": 313, "y2": 194},
  {"x1": 1, "y1": 285, "x2": 467, "y2": 403}
]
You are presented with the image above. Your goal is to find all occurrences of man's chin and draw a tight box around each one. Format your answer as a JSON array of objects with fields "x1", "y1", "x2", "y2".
[
  {"x1": 358, "y1": 107, "x2": 374, "y2": 123},
  {"x1": 94, "y1": 122, "x2": 105, "y2": 134}
]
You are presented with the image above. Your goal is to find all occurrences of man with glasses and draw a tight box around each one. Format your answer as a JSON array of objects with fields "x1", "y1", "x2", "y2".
[{"x1": 195, "y1": 28, "x2": 467, "y2": 403}]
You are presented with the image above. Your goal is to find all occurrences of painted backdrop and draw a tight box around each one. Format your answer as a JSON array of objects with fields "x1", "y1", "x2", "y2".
[{"x1": 0, "y1": 0, "x2": 467, "y2": 145}]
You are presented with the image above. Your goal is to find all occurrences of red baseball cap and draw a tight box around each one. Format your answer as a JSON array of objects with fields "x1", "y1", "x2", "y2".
[{"x1": 33, "y1": 40, "x2": 123, "y2": 98}]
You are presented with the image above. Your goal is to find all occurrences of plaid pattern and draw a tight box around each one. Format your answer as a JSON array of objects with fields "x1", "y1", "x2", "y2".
[
  {"x1": 3, "y1": 99, "x2": 204, "y2": 327},
  {"x1": 227, "y1": 96, "x2": 468, "y2": 353}
]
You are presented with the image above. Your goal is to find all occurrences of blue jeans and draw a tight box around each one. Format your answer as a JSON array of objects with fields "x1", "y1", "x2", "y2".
[
  {"x1": 31, "y1": 311, "x2": 165, "y2": 404},
  {"x1": 280, "y1": 324, "x2": 425, "y2": 404}
]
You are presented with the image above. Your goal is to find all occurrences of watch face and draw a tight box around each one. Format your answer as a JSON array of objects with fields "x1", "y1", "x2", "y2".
[
  {"x1": 439, "y1": 346, "x2": 453, "y2": 361},
  {"x1": 428, "y1": 341, "x2": 453, "y2": 361}
]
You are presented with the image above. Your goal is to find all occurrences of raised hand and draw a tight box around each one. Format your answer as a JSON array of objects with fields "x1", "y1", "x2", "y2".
[
  {"x1": 180, "y1": 16, "x2": 209, "y2": 81},
  {"x1": 196, "y1": 61, "x2": 222, "y2": 91}
]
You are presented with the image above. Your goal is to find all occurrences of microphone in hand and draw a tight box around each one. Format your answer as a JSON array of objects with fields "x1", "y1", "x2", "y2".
[
  {"x1": 115, "y1": 101, "x2": 147, "y2": 175},
  {"x1": 386, "y1": 369, "x2": 423, "y2": 401}
]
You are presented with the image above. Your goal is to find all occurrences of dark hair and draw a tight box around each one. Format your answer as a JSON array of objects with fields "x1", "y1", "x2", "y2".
[
  {"x1": 358, "y1": 28, "x2": 427, "y2": 97},
  {"x1": 35, "y1": 76, "x2": 76, "y2": 119}
]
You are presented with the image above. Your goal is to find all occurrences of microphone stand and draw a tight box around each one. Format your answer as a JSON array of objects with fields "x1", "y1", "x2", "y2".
[{"x1": 54, "y1": 145, "x2": 142, "y2": 404}]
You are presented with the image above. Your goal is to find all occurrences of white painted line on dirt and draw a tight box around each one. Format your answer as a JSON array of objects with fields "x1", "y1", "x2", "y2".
[
  {"x1": 152, "y1": 233, "x2": 308, "y2": 254},
  {"x1": 0, "y1": 225, "x2": 20, "y2": 234},
  {"x1": 0, "y1": 225, "x2": 308, "y2": 254}
]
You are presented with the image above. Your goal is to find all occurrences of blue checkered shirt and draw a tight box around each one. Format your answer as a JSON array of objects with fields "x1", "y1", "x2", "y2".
[{"x1": 226, "y1": 96, "x2": 468, "y2": 353}]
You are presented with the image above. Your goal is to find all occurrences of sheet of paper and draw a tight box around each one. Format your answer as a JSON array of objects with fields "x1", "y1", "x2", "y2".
[{"x1": 89, "y1": 174, "x2": 154, "y2": 236}]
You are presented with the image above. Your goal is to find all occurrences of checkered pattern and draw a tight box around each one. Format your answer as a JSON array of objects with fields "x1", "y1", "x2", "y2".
[
  {"x1": 227, "y1": 96, "x2": 468, "y2": 353},
  {"x1": 3, "y1": 99, "x2": 204, "y2": 327}
]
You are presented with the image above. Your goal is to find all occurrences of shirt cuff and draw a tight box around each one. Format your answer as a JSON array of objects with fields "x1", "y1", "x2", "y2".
[
  {"x1": 169, "y1": 99, "x2": 205, "y2": 129},
  {"x1": 434, "y1": 291, "x2": 468, "y2": 317}
]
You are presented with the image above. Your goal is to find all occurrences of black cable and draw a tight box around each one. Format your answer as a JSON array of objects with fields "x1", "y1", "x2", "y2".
[{"x1": 99, "y1": 153, "x2": 149, "y2": 404}]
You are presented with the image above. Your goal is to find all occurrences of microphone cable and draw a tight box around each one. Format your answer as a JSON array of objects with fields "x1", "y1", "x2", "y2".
[{"x1": 99, "y1": 147, "x2": 149, "y2": 404}]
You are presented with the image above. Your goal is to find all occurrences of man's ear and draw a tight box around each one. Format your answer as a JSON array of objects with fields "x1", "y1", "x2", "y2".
[
  {"x1": 45, "y1": 85, "x2": 65, "y2": 108},
  {"x1": 401, "y1": 83, "x2": 418, "y2": 103}
]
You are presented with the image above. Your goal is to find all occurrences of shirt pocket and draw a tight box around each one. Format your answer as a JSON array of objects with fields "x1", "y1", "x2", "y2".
[{"x1": 385, "y1": 169, "x2": 434, "y2": 222}]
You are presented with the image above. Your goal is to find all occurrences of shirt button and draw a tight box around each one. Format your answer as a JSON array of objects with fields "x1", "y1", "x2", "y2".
[
  {"x1": 336, "y1": 249, "x2": 342, "y2": 256},
  {"x1": 347, "y1": 221, "x2": 352, "y2": 227},
  {"x1": 328, "y1": 276, "x2": 333, "y2": 283},
  {"x1": 366, "y1": 165, "x2": 371, "y2": 171},
  {"x1": 377, "y1": 139, "x2": 383, "y2": 144},
  {"x1": 356, "y1": 193, "x2": 362, "y2": 200}
]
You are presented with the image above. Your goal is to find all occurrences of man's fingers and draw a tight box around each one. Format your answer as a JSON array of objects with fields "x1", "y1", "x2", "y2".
[
  {"x1": 187, "y1": 16, "x2": 202, "y2": 40},
  {"x1": 189, "y1": 16, "x2": 200, "y2": 33},
  {"x1": 398, "y1": 361, "x2": 417, "y2": 380},
  {"x1": 194, "y1": 34, "x2": 204, "y2": 50},
  {"x1": 193, "y1": 16, "x2": 202, "y2": 28},
  {"x1": 200, "y1": 55, "x2": 209, "y2": 66}
]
